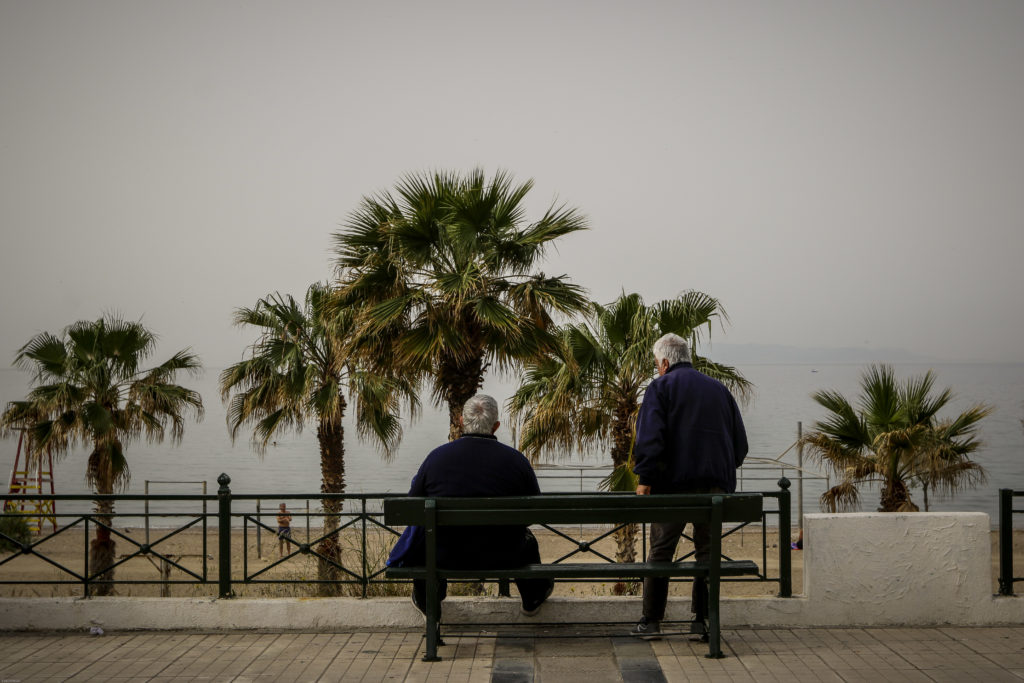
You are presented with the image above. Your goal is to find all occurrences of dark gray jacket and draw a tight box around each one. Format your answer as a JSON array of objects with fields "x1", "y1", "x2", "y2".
[{"x1": 632, "y1": 362, "x2": 748, "y2": 493}]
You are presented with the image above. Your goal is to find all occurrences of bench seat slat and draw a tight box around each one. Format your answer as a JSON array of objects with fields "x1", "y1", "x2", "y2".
[{"x1": 386, "y1": 560, "x2": 759, "y2": 580}]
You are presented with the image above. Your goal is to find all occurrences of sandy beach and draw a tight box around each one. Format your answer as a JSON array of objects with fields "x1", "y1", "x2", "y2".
[{"x1": 3, "y1": 524, "x2": 1022, "y2": 600}]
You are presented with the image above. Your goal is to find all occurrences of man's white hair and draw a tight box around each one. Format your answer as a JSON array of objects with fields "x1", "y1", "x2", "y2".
[
  {"x1": 653, "y1": 333, "x2": 691, "y2": 366},
  {"x1": 462, "y1": 394, "x2": 499, "y2": 434}
]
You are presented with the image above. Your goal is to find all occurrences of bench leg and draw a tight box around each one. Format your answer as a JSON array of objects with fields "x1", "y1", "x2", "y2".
[
  {"x1": 705, "y1": 578, "x2": 723, "y2": 659},
  {"x1": 423, "y1": 580, "x2": 442, "y2": 662}
]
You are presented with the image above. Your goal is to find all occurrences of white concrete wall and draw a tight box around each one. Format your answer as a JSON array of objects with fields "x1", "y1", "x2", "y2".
[
  {"x1": 1, "y1": 512, "x2": 1021, "y2": 631},
  {"x1": 801, "y1": 512, "x2": 998, "y2": 625}
]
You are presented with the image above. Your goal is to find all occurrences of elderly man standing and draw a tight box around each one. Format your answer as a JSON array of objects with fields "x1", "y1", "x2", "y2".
[
  {"x1": 405, "y1": 394, "x2": 554, "y2": 617},
  {"x1": 630, "y1": 333, "x2": 748, "y2": 639}
]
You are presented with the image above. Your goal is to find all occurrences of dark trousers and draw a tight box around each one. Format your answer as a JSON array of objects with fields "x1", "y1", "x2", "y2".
[
  {"x1": 642, "y1": 486, "x2": 723, "y2": 622},
  {"x1": 413, "y1": 528, "x2": 552, "y2": 610}
]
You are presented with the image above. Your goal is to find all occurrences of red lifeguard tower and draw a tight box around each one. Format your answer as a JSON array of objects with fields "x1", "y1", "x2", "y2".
[{"x1": 5, "y1": 430, "x2": 57, "y2": 534}]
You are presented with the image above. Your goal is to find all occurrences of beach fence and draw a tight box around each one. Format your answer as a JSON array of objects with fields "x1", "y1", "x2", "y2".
[
  {"x1": 999, "y1": 488, "x2": 1023, "y2": 596},
  {"x1": 0, "y1": 474, "x2": 795, "y2": 599}
]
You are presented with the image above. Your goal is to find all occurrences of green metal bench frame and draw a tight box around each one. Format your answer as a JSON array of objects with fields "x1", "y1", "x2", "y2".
[{"x1": 384, "y1": 493, "x2": 763, "y2": 660}]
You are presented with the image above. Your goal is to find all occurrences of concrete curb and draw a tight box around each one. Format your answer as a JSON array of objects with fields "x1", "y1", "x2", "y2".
[{"x1": 1, "y1": 594, "x2": 1021, "y2": 632}]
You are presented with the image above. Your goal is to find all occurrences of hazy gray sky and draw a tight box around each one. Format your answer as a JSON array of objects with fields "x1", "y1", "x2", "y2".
[{"x1": 2, "y1": 0, "x2": 1022, "y2": 366}]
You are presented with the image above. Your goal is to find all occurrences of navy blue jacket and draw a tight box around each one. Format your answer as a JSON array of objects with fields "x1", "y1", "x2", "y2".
[
  {"x1": 406, "y1": 433, "x2": 540, "y2": 568},
  {"x1": 632, "y1": 362, "x2": 748, "y2": 493}
]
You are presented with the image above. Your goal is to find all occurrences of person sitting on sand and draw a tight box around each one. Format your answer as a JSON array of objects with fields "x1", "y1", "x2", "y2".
[{"x1": 276, "y1": 503, "x2": 292, "y2": 558}]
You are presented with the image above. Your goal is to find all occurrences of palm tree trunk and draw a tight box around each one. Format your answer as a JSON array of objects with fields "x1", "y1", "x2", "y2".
[
  {"x1": 879, "y1": 476, "x2": 914, "y2": 512},
  {"x1": 316, "y1": 417, "x2": 345, "y2": 597},
  {"x1": 88, "y1": 447, "x2": 116, "y2": 596},
  {"x1": 439, "y1": 352, "x2": 485, "y2": 441}
]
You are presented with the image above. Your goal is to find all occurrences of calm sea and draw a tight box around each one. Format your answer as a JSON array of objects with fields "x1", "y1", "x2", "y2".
[{"x1": 1, "y1": 363, "x2": 1022, "y2": 526}]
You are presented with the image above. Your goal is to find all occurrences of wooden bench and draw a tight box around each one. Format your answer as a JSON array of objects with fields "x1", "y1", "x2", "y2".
[{"x1": 384, "y1": 493, "x2": 763, "y2": 660}]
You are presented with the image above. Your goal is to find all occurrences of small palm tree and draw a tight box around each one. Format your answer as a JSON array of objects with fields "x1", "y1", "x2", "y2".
[
  {"x1": 510, "y1": 291, "x2": 752, "y2": 564},
  {"x1": 801, "y1": 364, "x2": 991, "y2": 512},
  {"x1": 219, "y1": 282, "x2": 414, "y2": 595},
  {"x1": 334, "y1": 169, "x2": 590, "y2": 440},
  {"x1": 0, "y1": 317, "x2": 203, "y2": 594}
]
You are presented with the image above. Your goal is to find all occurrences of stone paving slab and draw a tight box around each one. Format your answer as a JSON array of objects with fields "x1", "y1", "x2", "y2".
[{"x1": 0, "y1": 626, "x2": 1022, "y2": 682}]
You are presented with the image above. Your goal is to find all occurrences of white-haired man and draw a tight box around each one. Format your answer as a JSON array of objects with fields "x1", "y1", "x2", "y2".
[
  {"x1": 400, "y1": 394, "x2": 554, "y2": 617},
  {"x1": 631, "y1": 333, "x2": 748, "y2": 639}
]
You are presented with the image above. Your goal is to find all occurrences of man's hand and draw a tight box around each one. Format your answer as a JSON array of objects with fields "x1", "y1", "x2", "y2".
[{"x1": 636, "y1": 484, "x2": 651, "y2": 495}]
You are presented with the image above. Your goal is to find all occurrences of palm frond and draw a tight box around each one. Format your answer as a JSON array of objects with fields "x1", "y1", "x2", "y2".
[
  {"x1": 820, "y1": 480, "x2": 861, "y2": 512},
  {"x1": 14, "y1": 332, "x2": 67, "y2": 381},
  {"x1": 600, "y1": 461, "x2": 638, "y2": 493},
  {"x1": 858, "y1": 364, "x2": 903, "y2": 431}
]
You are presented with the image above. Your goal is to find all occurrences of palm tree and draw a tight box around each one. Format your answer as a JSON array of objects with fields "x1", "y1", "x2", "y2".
[
  {"x1": 509, "y1": 291, "x2": 752, "y2": 565},
  {"x1": 0, "y1": 317, "x2": 203, "y2": 594},
  {"x1": 333, "y1": 169, "x2": 590, "y2": 440},
  {"x1": 801, "y1": 364, "x2": 991, "y2": 512},
  {"x1": 219, "y1": 282, "x2": 414, "y2": 595}
]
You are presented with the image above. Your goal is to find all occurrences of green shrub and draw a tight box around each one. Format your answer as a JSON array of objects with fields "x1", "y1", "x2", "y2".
[{"x1": 0, "y1": 506, "x2": 32, "y2": 552}]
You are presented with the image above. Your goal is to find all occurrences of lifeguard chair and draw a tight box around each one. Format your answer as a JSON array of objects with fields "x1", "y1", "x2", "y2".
[{"x1": 5, "y1": 430, "x2": 57, "y2": 534}]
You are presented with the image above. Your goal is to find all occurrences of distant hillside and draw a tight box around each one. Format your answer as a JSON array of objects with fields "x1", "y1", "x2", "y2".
[{"x1": 707, "y1": 343, "x2": 940, "y2": 365}]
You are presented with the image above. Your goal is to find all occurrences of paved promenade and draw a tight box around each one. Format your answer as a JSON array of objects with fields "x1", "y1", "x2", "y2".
[{"x1": 2, "y1": 625, "x2": 1023, "y2": 682}]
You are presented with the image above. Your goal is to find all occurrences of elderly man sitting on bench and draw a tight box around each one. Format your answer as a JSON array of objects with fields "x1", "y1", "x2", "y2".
[{"x1": 399, "y1": 394, "x2": 554, "y2": 617}]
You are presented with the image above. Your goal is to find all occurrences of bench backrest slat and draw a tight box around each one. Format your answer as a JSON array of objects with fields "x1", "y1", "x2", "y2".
[{"x1": 384, "y1": 494, "x2": 762, "y2": 527}]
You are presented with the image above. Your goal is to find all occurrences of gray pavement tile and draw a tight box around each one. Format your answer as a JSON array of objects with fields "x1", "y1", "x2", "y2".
[
  {"x1": 533, "y1": 636, "x2": 611, "y2": 657},
  {"x1": 536, "y1": 654, "x2": 620, "y2": 674},
  {"x1": 494, "y1": 636, "x2": 535, "y2": 656},
  {"x1": 491, "y1": 658, "x2": 534, "y2": 679},
  {"x1": 989, "y1": 655, "x2": 1024, "y2": 668},
  {"x1": 491, "y1": 673, "x2": 533, "y2": 683},
  {"x1": 620, "y1": 669, "x2": 667, "y2": 683}
]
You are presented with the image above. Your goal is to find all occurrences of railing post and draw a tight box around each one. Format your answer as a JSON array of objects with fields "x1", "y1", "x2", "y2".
[
  {"x1": 796, "y1": 422, "x2": 804, "y2": 535},
  {"x1": 202, "y1": 480, "x2": 208, "y2": 579},
  {"x1": 83, "y1": 516, "x2": 90, "y2": 598},
  {"x1": 999, "y1": 488, "x2": 1014, "y2": 596},
  {"x1": 362, "y1": 498, "x2": 369, "y2": 599},
  {"x1": 777, "y1": 477, "x2": 792, "y2": 597},
  {"x1": 218, "y1": 473, "x2": 233, "y2": 598}
]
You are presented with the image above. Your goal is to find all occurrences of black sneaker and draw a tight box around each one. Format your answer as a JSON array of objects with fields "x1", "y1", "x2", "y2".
[
  {"x1": 411, "y1": 591, "x2": 426, "y2": 618},
  {"x1": 631, "y1": 617, "x2": 661, "y2": 640},
  {"x1": 520, "y1": 582, "x2": 554, "y2": 616},
  {"x1": 412, "y1": 590, "x2": 441, "y2": 621}
]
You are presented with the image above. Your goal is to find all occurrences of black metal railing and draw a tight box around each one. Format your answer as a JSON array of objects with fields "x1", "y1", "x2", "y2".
[
  {"x1": 1, "y1": 473, "x2": 793, "y2": 599},
  {"x1": 998, "y1": 488, "x2": 1022, "y2": 596},
  {"x1": 0, "y1": 492, "x2": 211, "y2": 597}
]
